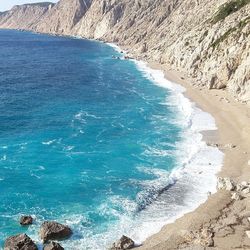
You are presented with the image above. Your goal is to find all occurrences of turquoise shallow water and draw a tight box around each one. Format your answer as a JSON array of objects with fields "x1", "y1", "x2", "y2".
[{"x1": 0, "y1": 30, "x2": 223, "y2": 249}]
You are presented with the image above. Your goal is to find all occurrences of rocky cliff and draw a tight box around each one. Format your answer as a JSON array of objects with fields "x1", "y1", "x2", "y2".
[
  {"x1": 0, "y1": 2, "x2": 54, "y2": 30},
  {"x1": 0, "y1": 0, "x2": 249, "y2": 102}
]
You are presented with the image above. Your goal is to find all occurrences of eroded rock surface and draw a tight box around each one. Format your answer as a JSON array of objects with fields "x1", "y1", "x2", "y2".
[
  {"x1": 40, "y1": 221, "x2": 72, "y2": 243},
  {"x1": 20, "y1": 215, "x2": 33, "y2": 226},
  {"x1": 43, "y1": 241, "x2": 64, "y2": 250},
  {"x1": 4, "y1": 234, "x2": 38, "y2": 250},
  {"x1": 111, "y1": 235, "x2": 135, "y2": 249}
]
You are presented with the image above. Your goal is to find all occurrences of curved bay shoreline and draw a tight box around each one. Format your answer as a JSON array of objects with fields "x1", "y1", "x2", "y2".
[
  {"x1": 1, "y1": 30, "x2": 250, "y2": 249},
  {"x1": 136, "y1": 61, "x2": 250, "y2": 250}
]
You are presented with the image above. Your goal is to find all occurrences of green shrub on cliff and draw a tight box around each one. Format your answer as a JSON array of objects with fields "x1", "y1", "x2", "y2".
[
  {"x1": 210, "y1": 16, "x2": 250, "y2": 49},
  {"x1": 212, "y1": 0, "x2": 250, "y2": 24}
]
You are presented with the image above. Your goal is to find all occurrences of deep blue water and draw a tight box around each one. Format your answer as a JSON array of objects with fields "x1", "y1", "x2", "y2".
[{"x1": 0, "y1": 30, "x2": 190, "y2": 249}]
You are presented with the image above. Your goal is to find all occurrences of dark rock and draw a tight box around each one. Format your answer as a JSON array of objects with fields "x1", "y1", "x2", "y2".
[
  {"x1": 40, "y1": 221, "x2": 72, "y2": 243},
  {"x1": 43, "y1": 241, "x2": 64, "y2": 250},
  {"x1": 111, "y1": 235, "x2": 135, "y2": 249},
  {"x1": 20, "y1": 215, "x2": 33, "y2": 226},
  {"x1": 4, "y1": 233, "x2": 38, "y2": 250}
]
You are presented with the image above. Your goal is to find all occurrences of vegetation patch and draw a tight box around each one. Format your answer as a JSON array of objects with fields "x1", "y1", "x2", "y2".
[
  {"x1": 211, "y1": 27, "x2": 236, "y2": 49},
  {"x1": 238, "y1": 16, "x2": 250, "y2": 28},
  {"x1": 212, "y1": 0, "x2": 250, "y2": 24},
  {"x1": 211, "y1": 15, "x2": 250, "y2": 49}
]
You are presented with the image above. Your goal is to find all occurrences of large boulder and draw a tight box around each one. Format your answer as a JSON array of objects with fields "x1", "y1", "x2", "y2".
[
  {"x1": 43, "y1": 241, "x2": 64, "y2": 250},
  {"x1": 40, "y1": 221, "x2": 72, "y2": 242},
  {"x1": 111, "y1": 235, "x2": 135, "y2": 249},
  {"x1": 4, "y1": 234, "x2": 38, "y2": 250},
  {"x1": 20, "y1": 215, "x2": 33, "y2": 226}
]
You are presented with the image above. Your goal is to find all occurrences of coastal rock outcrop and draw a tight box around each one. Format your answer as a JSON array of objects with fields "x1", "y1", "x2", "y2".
[
  {"x1": 111, "y1": 235, "x2": 135, "y2": 249},
  {"x1": 184, "y1": 228, "x2": 214, "y2": 247},
  {"x1": 20, "y1": 215, "x2": 33, "y2": 226},
  {"x1": 218, "y1": 178, "x2": 250, "y2": 201},
  {"x1": 217, "y1": 177, "x2": 236, "y2": 191},
  {"x1": 4, "y1": 234, "x2": 38, "y2": 250},
  {"x1": 40, "y1": 221, "x2": 72, "y2": 243},
  {"x1": 43, "y1": 241, "x2": 64, "y2": 250}
]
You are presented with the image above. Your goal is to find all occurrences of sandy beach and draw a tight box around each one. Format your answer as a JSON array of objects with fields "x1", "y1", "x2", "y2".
[{"x1": 135, "y1": 62, "x2": 250, "y2": 249}]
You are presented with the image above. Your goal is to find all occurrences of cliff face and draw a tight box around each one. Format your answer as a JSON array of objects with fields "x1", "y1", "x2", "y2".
[
  {"x1": 0, "y1": 3, "x2": 54, "y2": 30},
  {"x1": 34, "y1": 0, "x2": 92, "y2": 35},
  {"x1": 0, "y1": 0, "x2": 249, "y2": 102}
]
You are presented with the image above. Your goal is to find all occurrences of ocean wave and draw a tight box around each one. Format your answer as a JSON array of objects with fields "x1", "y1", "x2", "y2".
[
  {"x1": 42, "y1": 139, "x2": 57, "y2": 145},
  {"x1": 143, "y1": 146, "x2": 173, "y2": 157},
  {"x1": 0, "y1": 155, "x2": 7, "y2": 161},
  {"x1": 124, "y1": 59, "x2": 223, "y2": 244},
  {"x1": 75, "y1": 111, "x2": 101, "y2": 121}
]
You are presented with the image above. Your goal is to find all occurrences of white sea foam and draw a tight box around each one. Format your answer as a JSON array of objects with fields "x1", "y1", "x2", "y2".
[
  {"x1": 126, "y1": 59, "x2": 223, "y2": 243},
  {"x1": 42, "y1": 139, "x2": 56, "y2": 145},
  {"x1": 143, "y1": 146, "x2": 172, "y2": 157},
  {"x1": 106, "y1": 43, "x2": 124, "y2": 54},
  {"x1": 37, "y1": 165, "x2": 45, "y2": 171},
  {"x1": 0, "y1": 155, "x2": 7, "y2": 161}
]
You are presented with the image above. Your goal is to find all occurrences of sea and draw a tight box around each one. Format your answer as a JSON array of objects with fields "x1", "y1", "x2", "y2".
[{"x1": 0, "y1": 30, "x2": 223, "y2": 249}]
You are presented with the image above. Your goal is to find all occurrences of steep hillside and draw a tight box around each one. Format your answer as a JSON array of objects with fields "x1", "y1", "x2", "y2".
[
  {"x1": 0, "y1": 0, "x2": 249, "y2": 102},
  {"x1": 0, "y1": 2, "x2": 54, "y2": 30},
  {"x1": 34, "y1": 0, "x2": 92, "y2": 35}
]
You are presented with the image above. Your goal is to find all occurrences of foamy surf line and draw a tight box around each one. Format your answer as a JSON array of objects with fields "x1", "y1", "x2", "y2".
[
  {"x1": 131, "y1": 60, "x2": 223, "y2": 240},
  {"x1": 106, "y1": 42, "x2": 224, "y2": 245},
  {"x1": 28, "y1": 41, "x2": 224, "y2": 250}
]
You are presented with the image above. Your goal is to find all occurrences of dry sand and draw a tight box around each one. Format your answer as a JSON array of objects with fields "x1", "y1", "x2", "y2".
[{"x1": 136, "y1": 62, "x2": 250, "y2": 250}]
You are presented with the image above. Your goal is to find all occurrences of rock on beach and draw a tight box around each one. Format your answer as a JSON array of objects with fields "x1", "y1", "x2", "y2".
[{"x1": 111, "y1": 235, "x2": 135, "y2": 249}]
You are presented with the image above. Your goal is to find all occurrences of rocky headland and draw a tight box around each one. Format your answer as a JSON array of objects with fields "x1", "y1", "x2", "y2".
[{"x1": 0, "y1": 0, "x2": 250, "y2": 249}]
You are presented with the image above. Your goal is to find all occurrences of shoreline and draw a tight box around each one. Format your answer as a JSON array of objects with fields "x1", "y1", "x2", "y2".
[
  {"x1": 128, "y1": 59, "x2": 224, "y2": 246},
  {"x1": 136, "y1": 62, "x2": 250, "y2": 249},
  {"x1": 107, "y1": 43, "x2": 226, "y2": 247}
]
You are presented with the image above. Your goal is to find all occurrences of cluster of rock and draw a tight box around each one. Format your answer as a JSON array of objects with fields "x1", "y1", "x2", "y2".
[
  {"x1": 0, "y1": 0, "x2": 249, "y2": 103},
  {"x1": 184, "y1": 227, "x2": 214, "y2": 248},
  {"x1": 5, "y1": 216, "x2": 136, "y2": 250},
  {"x1": 217, "y1": 177, "x2": 250, "y2": 201},
  {"x1": 4, "y1": 218, "x2": 72, "y2": 250},
  {"x1": 207, "y1": 142, "x2": 237, "y2": 149}
]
